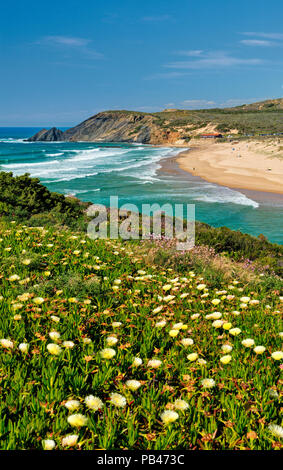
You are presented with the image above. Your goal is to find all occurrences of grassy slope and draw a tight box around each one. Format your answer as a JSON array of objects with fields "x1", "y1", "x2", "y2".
[
  {"x1": 104, "y1": 98, "x2": 283, "y2": 136},
  {"x1": 0, "y1": 220, "x2": 282, "y2": 450}
]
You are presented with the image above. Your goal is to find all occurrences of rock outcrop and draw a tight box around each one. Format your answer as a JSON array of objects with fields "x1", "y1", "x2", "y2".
[{"x1": 26, "y1": 127, "x2": 64, "y2": 142}]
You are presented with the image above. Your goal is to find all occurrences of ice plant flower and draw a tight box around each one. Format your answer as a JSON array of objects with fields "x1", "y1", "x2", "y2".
[
  {"x1": 85, "y1": 395, "x2": 103, "y2": 411},
  {"x1": 42, "y1": 439, "x2": 56, "y2": 450},
  {"x1": 49, "y1": 331, "x2": 60, "y2": 341},
  {"x1": 125, "y1": 380, "x2": 142, "y2": 391},
  {"x1": 229, "y1": 328, "x2": 241, "y2": 336},
  {"x1": 63, "y1": 341, "x2": 75, "y2": 349},
  {"x1": 268, "y1": 423, "x2": 283, "y2": 439},
  {"x1": 160, "y1": 410, "x2": 179, "y2": 424},
  {"x1": 105, "y1": 336, "x2": 118, "y2": 346},
  {"x1": 33, "y1": 297, "x2": 45, "y2": 305},
  {"x1": 65, "y1": 400, "x2": 80, "y2": 411},
  {"x1": 0, "y1": 339, "x2": 14, "y2": 349},
  {"x1": 47, "y1": 343, "x2": 62, "y2": 355},
  {"x1": 187, "y1": 353, "x2": 198, "y2": 362},
  {"x1": 201, "y1": 378, "x2": 216, "y2": 388},
  {"x1": 174, "y1": 399, "x2": 189, "y2": 410},
  {"x1": 155, "y1": 320, "x2": 167, "y2": 328},
  {"x1": 132, "y1": 357, "x2": 143, "y2": 367},
  {"x1": 222, "y1": 344, "x2": 233, "y2": 353},
  {"x1": 18, "y1": 343, "x2": 29, "y2": 353},
  {"x1": 242, "y1": 338, "x2": 255, "y2": 348},
  {"x1": 147, "y1": 359, "x2": 162, "y2": 368},
  {"x1": 254, "y1": 346, "x2": 266, "y2": 354},
  {"x1": 112, "y1": 322, "x2": 122, "y2": 328},
  {"x1": 9, "y1": 274, "x2": 20, "y2": 282},
  {"x1": 181, "y1": 338, "x2": 194, "y2": 347},
  {"x1": 61, "y1": 435, "x2": 78, "y2": 447},
  {"x1": 109, "y1": 393, "x2": 127, "y2": 408},
  {"x1": 169, "y1": 329, "x2": 179, "y2": 337},
  {"x1": 67, "y1": 414, "x2": 88, "y2": 427},
  {"x1": 211, "y1": 299, "x2": 221, "y2": 306},
  {"x1": 220, "y1": 355, "x2": 232, "y2": 364},
  {"x1": 271, "y1": 351, "x2": 283, "y2": 361},
  {"x1": 100, "y1": 348, "x2": 116, "y2": 359}
]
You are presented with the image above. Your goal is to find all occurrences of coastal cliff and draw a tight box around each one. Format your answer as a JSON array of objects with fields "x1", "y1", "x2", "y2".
[{"x1": 27, "y1": 98, "x2": 283, "y2": 144}]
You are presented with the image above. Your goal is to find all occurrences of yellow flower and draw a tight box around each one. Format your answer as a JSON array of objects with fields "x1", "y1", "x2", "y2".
[
  {"x1": 211, "y1": 299, "x2": 221, "y2": 306},
  {"x1": 100, "y1": 348, "x2": 116, "y2": 359},
  {"x1": 47, "y1": 343, "x2": 62, "y2": 355},
  {"x1": 49, "y1": 331, "x2": 60, "y2": 341},
  {"x1": 223, "y1": 322, "x2": 232, "y2": 330},
  {"x1": 85, "y1": 395, "x2": 103, "y2": 410},
  {"x1": 110, "y1": 393, "x2": 127, "y2": 408},
  {"x1": 220, "y1": 355, "x2": 232, "y2": 364},
  {"x1": 253, "y1": 346, "x2": 266, "y2": 354},
  {"x1": 33, "y1": 297, "x2": 45, "y2": 305},
  {"x1": 160, "y1": 410, "x2": 179, "y2": 424},
  {"x1": 67, "y1": 414, "x2": 88, "y2": 427},
  {"x1": 229, "y1": 327, "x2": 241, "y2": 336},
  {"x1": 222, "y1": 344, "x2": 233, "y2": 353},
  {"x1": 22, "y1": 259, "x2": 31, "y2": 265},
  {"x1": 169, "y1": 329, "x2": 179, "y2": 337},
  {"x1": 271, "y1": 351, "x2": 283, "y2": 361},
  {"x1": 187, "y1": 353, "x2": 198, "y2": 362}
]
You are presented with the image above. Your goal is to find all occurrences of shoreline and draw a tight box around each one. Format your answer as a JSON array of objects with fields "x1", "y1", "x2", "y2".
[
  {"x1": 172, "y1": 140, "x2": 283, "y2": 195},
  {"x1": 158, "y1": 148, "x2": 283, "y2": 205}
]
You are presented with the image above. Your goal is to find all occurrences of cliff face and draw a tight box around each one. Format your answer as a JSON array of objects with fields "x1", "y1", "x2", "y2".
[{"x1": 27, "y1": 111, "x2": 181, "y2": 144}]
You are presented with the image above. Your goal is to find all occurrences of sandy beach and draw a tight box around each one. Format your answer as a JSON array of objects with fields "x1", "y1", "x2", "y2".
[{"x1": 176, "y1": 139, "x2": 283, "y2": 194}]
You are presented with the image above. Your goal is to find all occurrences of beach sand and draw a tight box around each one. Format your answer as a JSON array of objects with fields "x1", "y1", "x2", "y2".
[{"x1": 176, "y1": 139, "x2": 283, "y2": 195}]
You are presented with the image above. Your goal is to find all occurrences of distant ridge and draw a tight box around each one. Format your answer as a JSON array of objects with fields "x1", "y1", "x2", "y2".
[{"x1": 27, "y1": 98, "x2": 283, "y2": 144}]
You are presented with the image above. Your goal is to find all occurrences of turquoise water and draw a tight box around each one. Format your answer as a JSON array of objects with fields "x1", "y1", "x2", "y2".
[{"x1": 0, "y1": 127, "x2": 282, "y2": 244}]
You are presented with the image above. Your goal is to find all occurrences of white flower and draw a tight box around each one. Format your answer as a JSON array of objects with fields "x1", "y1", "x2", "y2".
[
  {"x1": 85, "y1": 395, "x2": 103, "y2": 411},
  {"x1": 110, "y1": 393, "x2": 127, "y2": 408},
  {"x1": 229, "y1": 327, "x2": 241, "y2": 336},
  {"x1": 160, "y1": 410, "x2": 179, "y2": 424},
  {"x1": 187, "y1": 353, "x2": 198, "y2": 362},
  {"x1": 112, "y1": 322, "x2": 122, "y2": 328},
  {"x1": 181, "y1": 338, "x2": 194, "y2": 347},
  {"x1": 174, "y1": 399, "x2": 189, "y2": 410},
  {"x1": 42, "y1": 439, "x2": 56, "y2": 450},
  {"x1": 201, "y1": 378, "x2": 216, "y2": 388},
  {"x1": 125, "y1": 380, "x2": 142, "y2": 391},
  {"x1": 82, "y1": 337, "x2": 92, "y2": 344},
  {"x1": 268, "y1": 423, "x2": 283, "y2": 439},
  {"x1": 206, "y1": 312, "x2": 222, "y2": 320},
  {"x1": 61, "y1": 435, "x2": 78, "y2": 447},
  {"x1": 132, "y1": 357, "x2": 142, "y2": 367},
  {"x1": 18, "y1": 343, "x2": 29, "y2": 353},
  {"x1": 65, "y1": 400, "x2": 80, "y2": 411},
  {"x1": 222, "y1": 344, "x2": 233, "y2": 353},
  {"x1": 0, "y1": 339, "x2": 14, "y2": 349},
  {"x1": 106, "y1": 336, "x2": 118, "y2": 346},
  {"x1": 147, "y1": 359, "x2": 162, "y2": 368},
  {"x1": 241, "y1": 338, "x2": 255, "y2": 348},
  {"x1": 49, "y1": 331, "x2": 60, "y2": 341},
  {"x1": 63, "y1": 341, "x2": 75, "y2": 349},
  {"x1": 51, "y1": 315, "x2": 60, "y2": 323},
  {"x1": 155, "y1": 320, "x2": 167, "y2": 328},
  {"x1": 212, "y1": 320, "x2": 224, "y2": 328},
  {"x1": 253, "y1": 346, "x2": 266, "y2": 354}
]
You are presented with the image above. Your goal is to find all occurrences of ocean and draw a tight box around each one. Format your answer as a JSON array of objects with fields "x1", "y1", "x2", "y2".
[{"x1": 0, "y1": 127, "x2": 282, "y2": 244}]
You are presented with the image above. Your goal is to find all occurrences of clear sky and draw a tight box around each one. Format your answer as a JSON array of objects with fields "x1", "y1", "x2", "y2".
[{"x1": 1, "y1": 0, "x2": 283, "y2": 126}]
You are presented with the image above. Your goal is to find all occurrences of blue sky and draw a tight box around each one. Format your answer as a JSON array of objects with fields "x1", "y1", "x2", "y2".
[{"x1": 1, "y1": 0, "x2": 283, "y2": 126}]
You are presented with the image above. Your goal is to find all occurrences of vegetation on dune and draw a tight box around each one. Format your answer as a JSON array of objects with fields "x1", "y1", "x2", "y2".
[{"x1": 0, "y1": 173, "x2": 282, "y2": 450}]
